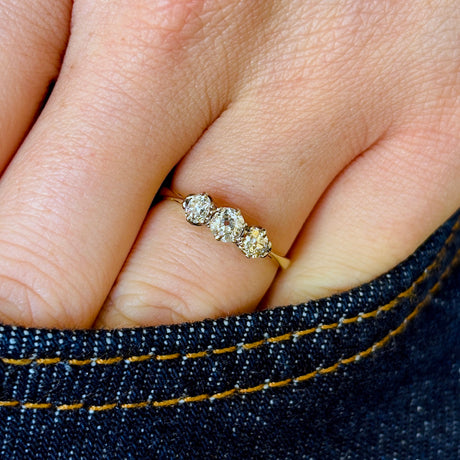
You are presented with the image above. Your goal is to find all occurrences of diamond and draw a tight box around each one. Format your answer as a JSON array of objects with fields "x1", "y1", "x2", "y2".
[
  {"x1": 182, "y1": 193, "x2": 215, "y2": 225},
  {"x1": 208, "y1": 207, "x2": 246, "y2": 243},
  {"x1": 237, "y1": 226, "x2": 272, "y2": 258}
]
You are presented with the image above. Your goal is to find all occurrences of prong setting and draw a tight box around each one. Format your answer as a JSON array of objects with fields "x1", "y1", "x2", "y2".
[
  {"x1": 182, "y1": 193, "x2": 215, "y2": 225},
  {"x1": 237, "y1": 226, "x2": 272, "y2": 258}
]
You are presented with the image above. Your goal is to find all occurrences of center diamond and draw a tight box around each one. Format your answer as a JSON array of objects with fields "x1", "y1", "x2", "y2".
[{"x1": 208, "y1": 207, "x2": 246, "y2": 243}]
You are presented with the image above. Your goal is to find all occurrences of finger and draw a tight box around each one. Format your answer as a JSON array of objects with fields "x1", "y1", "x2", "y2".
[
  {"x1": 0, "y1": 0, "x2": 71, "y2": 170},
  {"x1": 0, "y1": 0, "x2": 250, "y2": 328},
  {"x1": 264, "y1": 121, "x2": 460, "y2": 306},
  {"x1": 95, "y1": 0, "x2": 428, "y2": 328},
  {"x1": 262, "y1": 0, "x2": 460, "y2": 307},
  {"x1": 95, "y1": 86, "x2": 389, "y2": 327}
]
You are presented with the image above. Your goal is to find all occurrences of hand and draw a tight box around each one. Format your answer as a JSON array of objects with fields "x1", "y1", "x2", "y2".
[{"x1": 0, "y1": 0, "x2": 458, "y2": 328}]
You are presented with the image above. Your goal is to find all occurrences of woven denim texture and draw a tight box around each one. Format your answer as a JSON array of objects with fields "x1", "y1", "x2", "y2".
[{"x1": 0, "y1": 211, "x2": 459, "y2": 459}]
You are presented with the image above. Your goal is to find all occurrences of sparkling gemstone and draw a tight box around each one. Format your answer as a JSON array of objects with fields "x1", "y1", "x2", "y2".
[
  {"x1": 182, "y1": 193, "x2": 215, "y2": 225},
  {"x1": 208, "y1": 207, "x2": 246, "y2": 242},
  {"x1": 237, "y1": 226, "x2": 272, "y2": 258}
]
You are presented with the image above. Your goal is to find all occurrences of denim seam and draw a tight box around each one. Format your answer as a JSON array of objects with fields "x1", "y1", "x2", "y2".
[
  {"x1": 2, "y1": 217, "x2": 459, "y2": 367},
  {"x1": 0, "y1": 251, "x2": 457, "y2": 412}
]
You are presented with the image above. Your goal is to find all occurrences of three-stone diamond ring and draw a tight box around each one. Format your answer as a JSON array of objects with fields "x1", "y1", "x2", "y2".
[{"x1": 161, "y1": 188, "x2": 290, "y2": 269}]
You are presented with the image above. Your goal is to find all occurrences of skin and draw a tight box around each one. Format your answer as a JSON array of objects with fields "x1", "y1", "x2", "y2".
[{"x1": 0, "y1": 0, "x2": 458, "y2": 328}]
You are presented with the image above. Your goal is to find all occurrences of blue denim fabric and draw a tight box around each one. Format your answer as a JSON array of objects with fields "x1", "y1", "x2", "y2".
[{"x1": 0, "y1": 211, "x2": 459, "y2": 459}]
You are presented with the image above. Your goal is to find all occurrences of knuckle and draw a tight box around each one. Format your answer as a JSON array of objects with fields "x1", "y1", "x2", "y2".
[
  {"x1": 104, "y1": 279, "x2": 192, "y2": 327},
  {"x1": 0, "y1": 236, "x2": 90, "y2": 328},
  {"x1": 0, "y1": 271, "x2": 58, "y2": 327},
  {"x1": 133, "y1": 0, "x2": 206, "y2": 47},
  {"x1": 69, "y1": 0, "x2": 218, "y2": 105},
  {"x1": 74, "y1": 0, "x2": 207, "y2": 55}
]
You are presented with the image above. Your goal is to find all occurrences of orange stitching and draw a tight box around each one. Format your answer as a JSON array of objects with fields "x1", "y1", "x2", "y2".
[
  {"x1": 1, "y1": 218, "x2": 459, "y2": 370},
  {"x1": 359, "y1": 310, "x2": 378, "y2": 320},
  {"x1": 126, "y1": 355, "x2": 151, "y2": 363},
  {"x1": 267, "y1": 333, "x2": 292, "y2": 343},
  {"x1": 268, "y1": 378, "x2": 292, "y2": 388},
  {"x1": 239, "y1": 384, "x2": 265, "y2": 394},
  {"x1": 56, "y1": 403, "x2": 84, "y2": 410},
  {"x1": 212, "y1": 346, "x2": 237, "y2": 354},
  {"x1": 36, "y1": 358, "x2": 61, "y2": 365},
  {"x1": 153, "y1": 399, "x2": 180, "y2": 408},
  {"x1": 183, "y1": 394, "x2": 208, "y2": 403},
  {"x1": 210, "y1": 389, "x2": 237, "y2": 400},
  {"x1": 2, "y1": 358, "x2": 32, "y2": 365},
  {"x1": 296, "y1": 327, "x2": 317, "y2": 337},
  {"x1": 319, "y1": 322, "x2": 339, "y2": 330},
  {"x1": 68, "y1": 359, "x2": 91, "y2": 365},
  {"x1": 120, "y1": 402, "x2": 149, "y2": 409},
  {"x1": 296, "y1": 370, "x2": 318, "y2": 382},
  {"x1": 88, "y1": 403, "x2": 117, "y2": 411},
  {"x1": 23, "y1": 403, "x2": 52, "y2": 409},
  {"x1": 319, "y1": 363, "x2": 340, "y2": 374},
  {"x1": 0, "y1": 401, "x2": 19, "y2": 407},
  {"x1": 0, "y1": 265, "x2": 452, "y2": 412},
  {"x1": 340, "y1": 356, "x2": 356, "y2": 365},
  {"x1": 95, "y1": 357, "x2": 123, "y2": 365},
  {"x1": 155, "y1": 353, "x2": 181, "y2": 361},
  {"x1": 242, "y1": 340, "x2": 265, "y2": 350},
  {"x1": 185, "y1": 351, "x2": 208, "y2": 359}
]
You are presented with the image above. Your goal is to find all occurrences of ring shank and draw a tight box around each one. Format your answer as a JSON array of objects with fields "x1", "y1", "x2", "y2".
[{"x1": 269, "y1": 252, "x2": 291, "y2": 269}]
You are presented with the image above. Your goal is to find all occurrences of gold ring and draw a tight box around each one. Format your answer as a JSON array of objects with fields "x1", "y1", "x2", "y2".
[{"x1": 161, "y1": 188, "x2": 290, "y2": 269}]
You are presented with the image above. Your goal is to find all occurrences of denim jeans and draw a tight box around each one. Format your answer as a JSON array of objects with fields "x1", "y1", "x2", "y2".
[{"x1": 0, "y1": 211, "x2": 459, "y2": 459}]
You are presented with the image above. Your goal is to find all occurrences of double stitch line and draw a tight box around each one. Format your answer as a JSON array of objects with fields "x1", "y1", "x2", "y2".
[
  {"x1": 1, "y1": 217, "x2": 459, "y2": 368},
  {"x1": 0, "y1": 252, "x2": 456, "y2": 412}
]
